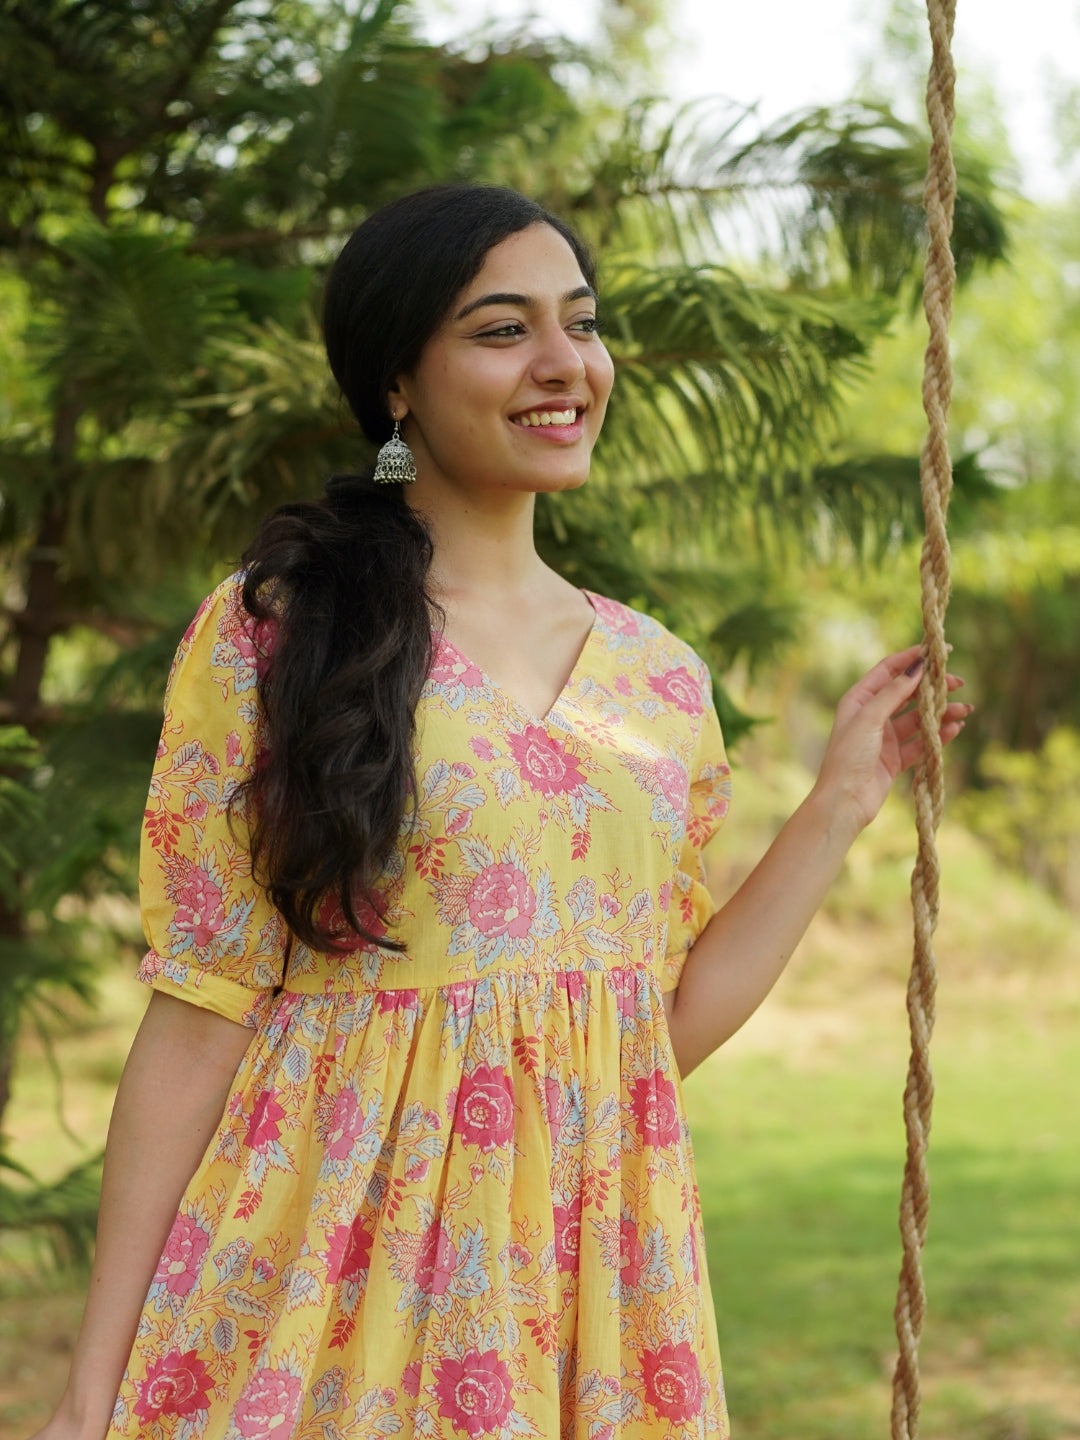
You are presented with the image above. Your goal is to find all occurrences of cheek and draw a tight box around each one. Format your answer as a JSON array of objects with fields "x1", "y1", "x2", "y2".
[{"x1": 589, "y1": 348, "x2": 616, "y2": 422}]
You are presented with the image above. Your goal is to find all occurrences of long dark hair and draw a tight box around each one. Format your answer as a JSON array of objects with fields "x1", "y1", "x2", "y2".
[{"x1": 238, "y1": 185, "x2": 596, "y2": 953}]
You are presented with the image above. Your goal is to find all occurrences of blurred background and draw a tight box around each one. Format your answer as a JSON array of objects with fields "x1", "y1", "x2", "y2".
[{"x1": 0, "y1": 0, "x2": 1077, "y2": 1435}]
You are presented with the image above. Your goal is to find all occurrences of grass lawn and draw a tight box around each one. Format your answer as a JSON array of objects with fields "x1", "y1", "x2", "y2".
[{"x1": 2, "y1": 793, "x2": 1078, "y2": 1439}]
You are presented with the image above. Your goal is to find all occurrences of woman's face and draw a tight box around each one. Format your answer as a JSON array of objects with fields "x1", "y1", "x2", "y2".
[{"x1": 393, "y1": 222, "x2": 614, "y2": 497}]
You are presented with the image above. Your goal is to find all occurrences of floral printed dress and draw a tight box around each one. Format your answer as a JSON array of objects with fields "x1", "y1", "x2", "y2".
[{"x1": 113, "y1": 572, "x2": 733, "y2": 1440}]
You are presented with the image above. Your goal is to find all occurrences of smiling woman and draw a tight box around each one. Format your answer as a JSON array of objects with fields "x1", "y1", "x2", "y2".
[{"x1": 30, "y1": 184, "x2": 970, "y2": 1440}]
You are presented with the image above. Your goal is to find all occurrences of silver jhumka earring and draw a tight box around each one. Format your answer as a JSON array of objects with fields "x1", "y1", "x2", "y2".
[{"x1": 372, "y1": 418, "x2": 417, "y2": 485}]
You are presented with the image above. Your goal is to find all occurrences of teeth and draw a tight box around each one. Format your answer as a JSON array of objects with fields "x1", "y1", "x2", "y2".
[{"x1": 515, "y1": 408, "x2": 578, "y2": 428}]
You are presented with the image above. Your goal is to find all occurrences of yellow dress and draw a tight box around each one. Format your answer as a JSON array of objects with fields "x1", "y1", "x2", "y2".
[{"x1": 112, "y1": 573, "x2": 733, "y2": 1439}]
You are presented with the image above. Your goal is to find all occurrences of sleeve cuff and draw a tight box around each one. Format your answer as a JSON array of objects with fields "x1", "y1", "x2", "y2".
[{"x1": 137, "y1": 949, "x2": 276, "y2": 1029}]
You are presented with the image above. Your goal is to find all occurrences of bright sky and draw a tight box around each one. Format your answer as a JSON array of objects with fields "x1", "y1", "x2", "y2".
[{"x1": 422, "y1": 0, "x2": 1080, "y2": 199}]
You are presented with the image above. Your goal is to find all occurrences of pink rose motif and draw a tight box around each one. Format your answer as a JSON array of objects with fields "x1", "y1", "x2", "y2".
[
  {"x1": 415, "y1": 1220, "x2": 457, "y2": 1296},
  {"x1": 654, "y1": 757, "x2": 689, "y2": 813},
  {"x1": 324, "y1": 1088, "x2": 364, "y2": 1161},
  {"x1": 431, "y1": 642, "x2": 484, "y2": 690},
  {"x1": 456, "y1": 1065, "x2": 515, "y2": 1151},
  {"x1": 433, "y1": 1349, "x2": 514, "y2": 1438},
  {"x1": 244, "y1": 1090, "x2": 286, "y2": 1151},
  {"x1": 589, "y1": 593, "x2": 639, "y2": 636},
  {"x1": 133, "y1": 1349, "x2": 213, "y2": 1421},
  {"x1": 174, "y1": 866, "x2": 226, "y2": 951},
  {"x1": 469, "y1": 736, "x2": 496, "y2": 762},
  {"x1": 557, "y1": 970, "x2": 585, "y2": 1001},
  {"x1": 507, "y1": 725, "x2": 587, "y2": 797},
  {"x1": 154, "y1": 1212, "x2": 210, "y2": 1297},
  {"x1": 629, "y1": 1071, "x2": 681, "y2": 1149},
  {"x1": 402, "y1": 1359, "x2": 423, "y2": 1397},
  {"x1": 620, "y1": 1218, "x2": 645, "y2": 1288},
  {"x1": 233, "y1": 1366, "x2": 304, "y2": 1439},
  {"x1": 642, "y1": 1341, "x2": 702, "y2": 1423},
  {"x1": 614, "y1": 673, "x2": 634, "y2": 696},
  {"x1": 325, "y1": 1215, "x2": 374, "y2": 1284},
  {"x1": 225, "y1": 729, "x2": 244, "y2": 768},
  {"x1": 466, "y1": 863, "x2": 536, "y2": 941},
  {"x1": 376, "y1": 988, "x2": 418, "y2": 1014},
  {"x1": 445, "y1": 981, "x2": 475, "y2": 1016},
  {"x1": 543, "y1": 1075, "x2": 563, "y2": 1144},
  {"x1": 647, "y1": 666, "x2": 704, "y2": 716},
  {"x1": 553, "y1": 1197, "x2": 582, "y2": 1274}
]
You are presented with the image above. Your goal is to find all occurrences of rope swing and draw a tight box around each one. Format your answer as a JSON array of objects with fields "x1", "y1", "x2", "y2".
[{"x1": 891, "y1": 1, "x2": 958, "y2": 1436}]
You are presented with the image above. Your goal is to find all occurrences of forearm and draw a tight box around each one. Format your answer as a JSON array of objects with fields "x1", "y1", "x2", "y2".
[
  {"x1": 668, "y1": 784, "x2": 861, "y2": 1077},
  {"x1": 48, "y1": 991, "x2": 254, "y2": 1439}
]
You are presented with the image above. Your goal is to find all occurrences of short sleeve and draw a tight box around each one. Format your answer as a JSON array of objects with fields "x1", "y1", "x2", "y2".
[
  {"x1": 137, "y1": 575, "x2": 286, "y2": 1028},
  {"x1": 660, "y1": 670, "x2": 732, "y2": 995}
]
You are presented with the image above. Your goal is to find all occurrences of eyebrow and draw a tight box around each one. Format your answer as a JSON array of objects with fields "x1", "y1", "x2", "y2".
[{"x1": 454, "y1": 285, "x2": 597, "y2": 321}]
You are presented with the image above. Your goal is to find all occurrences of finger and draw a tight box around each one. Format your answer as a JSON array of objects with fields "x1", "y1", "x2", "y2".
[{"x1": 897, "y1": 717, "x2": 968, "y2": 772}]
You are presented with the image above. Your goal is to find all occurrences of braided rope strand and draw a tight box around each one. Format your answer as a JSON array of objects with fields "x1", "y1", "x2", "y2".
[{"x1": 891, "y1": 2, "x2": 957, "y2": 1437}]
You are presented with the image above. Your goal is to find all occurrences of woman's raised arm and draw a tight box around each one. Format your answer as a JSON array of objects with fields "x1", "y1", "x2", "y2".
[
  {"x1": 667, "y1": 648, "x2": 971, "y2": 1078},
  {"x1": 29, "y1": 991, "x2": 254, "y2": 1440}
]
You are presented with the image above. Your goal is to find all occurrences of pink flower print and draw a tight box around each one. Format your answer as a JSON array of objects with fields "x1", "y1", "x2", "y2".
[
  {"x1": 225, "y1": 729, "x2": 244, "y2": 768},
  {"x1": 244, "y1": 1090, "x2": 286, "y2": 1152},
  {"x1": 647, "y1": 666, "x2": 704, "y2": 715},
  {"x1": 620, "y1": 1218, "x2": 645, "y2": 1288},
  {"x1": 629, "y1": 1070, "x2": 681, "y2": 1149},
  {"x1": 469, "y1": 735, "x2": 496, "y2": 762},
  {"x1": 642, "y1": 1341, "x2": 703, "y2": 1423},
  {"x1": 325, "y1": 1215, "x2": 375, "y2": 1284},
  {"x1": 233, "y1": 1366, "x2": 304, "y2": 1439},
  {"x1": 654, "y1": 757, "x2": 689, "y2": 813},
  {"x1": 456, "y1": 1064, "x2": 515, "y2": 1151},
  {"x1": 154, "y1": 1212, "x2": 210, "y2": 1297},
  {"x1": 466, "y1": 863, "x2": 536, "y2": 940},
  {"x1": 589, "y1": 593, "x2": 639, "y2": 636},
  {"x1": 433, "y1": 1349, "x2": 514, "y2": 1438},
  {"x1": 431, "y1": 643, "x2": 485, "y2": 690},
  {"x1": 599, "y1": 891, "x2": 621, "y2": 919},
  {"x1": 174, "y1": 866, "x2": 226, "y2": 951},
  {"x1": 182, "y1": 789, "x2": 208, "y2": 823},
  {"x1": 253, "y1": 1255, "x2": 277, "y2": 1284},
  {"x1": 403, "y1": 1360, "x2": 423, "y2": 1397},
  {"x1": 133, "y1": 1349, "x2": 214, "y2": 1421},
  {"x1": 414, "y1": 1220, "x2": 458, "y2": 1296},
  {"x1": 611, "y1": 968, "x2": 637, "y2": 1019},
  {"x1": 507, "y1": 725, "x2": 587, "y2": 797},
  {"x1": 543, "y1": 1075, "x2": 563, "y2": 1145},
  {"x1": 553, "y1": 1196, "x2": 582, "y2": 1274},
  {"x1": 508, "y1": 1241, "x2": 532, "y2": 1269},
  {"x1": 324, "y1": 1088, "x2": 364, "y2": 1161},
  {"x1": 557, "y1": 970, "x2": 585, "y2": 1001},
  {"x1": 614, "y1": 672, "x2": 634, "y2": 696},
  {"x1": 376, "y1": 988, "x2": 418, "y2": 1014}
]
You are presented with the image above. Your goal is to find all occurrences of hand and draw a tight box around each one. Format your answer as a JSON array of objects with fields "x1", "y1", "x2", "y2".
[{"x1": 812, "y1": 644, "x2": 971, "y2": 838}]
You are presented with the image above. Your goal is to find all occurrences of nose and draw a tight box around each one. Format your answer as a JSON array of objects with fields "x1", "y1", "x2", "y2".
[{"x1": 531, "y1": 316, "x2": 586, "y2": 386}]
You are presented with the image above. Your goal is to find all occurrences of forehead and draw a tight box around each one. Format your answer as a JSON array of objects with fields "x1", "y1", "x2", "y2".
[{"x1": 455, "y1": 223, "x2": 589, "y2": 303}]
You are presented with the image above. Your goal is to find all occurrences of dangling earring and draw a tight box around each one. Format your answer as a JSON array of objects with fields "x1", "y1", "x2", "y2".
[{"x1": 372, "y1": 418, "x2": 417, "y2": 485}]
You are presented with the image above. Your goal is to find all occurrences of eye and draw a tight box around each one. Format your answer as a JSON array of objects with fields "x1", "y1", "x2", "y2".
[
  {"x1": 476, "y1": 322, "x2": 526, "y2": 339},
  {"x1": 570, "y1": 316, "x2": 603, "y2": 335}
]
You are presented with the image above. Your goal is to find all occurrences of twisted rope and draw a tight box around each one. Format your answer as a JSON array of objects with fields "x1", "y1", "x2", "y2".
[{"x1": 891, "y1": 2, "x2": 957, "y2": 1436}]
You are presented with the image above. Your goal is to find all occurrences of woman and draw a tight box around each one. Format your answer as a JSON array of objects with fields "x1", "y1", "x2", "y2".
[{"x1": 34, "y1": 184, "x2": 968, "y2": 1440}]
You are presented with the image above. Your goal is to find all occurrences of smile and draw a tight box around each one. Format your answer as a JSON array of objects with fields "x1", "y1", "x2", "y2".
[{"x1": 510, "y1": 408, "x2": 581, "y2": 428}]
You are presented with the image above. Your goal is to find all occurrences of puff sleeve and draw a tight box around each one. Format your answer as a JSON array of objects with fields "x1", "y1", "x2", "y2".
[
  {"x1": 136, "y1": 575, "x2": 286, "y2": 1028},
  {"x1": 660, "y1": 670, "x2": 732, "y2": 995}
]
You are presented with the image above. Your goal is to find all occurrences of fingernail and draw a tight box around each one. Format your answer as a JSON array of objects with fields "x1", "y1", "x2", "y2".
[{"x1": 905, "y1": 657, "x2": 924, "y2": 677}]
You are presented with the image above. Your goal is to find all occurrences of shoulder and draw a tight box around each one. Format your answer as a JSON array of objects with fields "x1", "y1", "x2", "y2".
[
  {"x1": 587, "y1": 590, "x2": 712, "y2": 698},
  {"x1": 165, "y1": 571, "x2": 277, "y2": 705}
]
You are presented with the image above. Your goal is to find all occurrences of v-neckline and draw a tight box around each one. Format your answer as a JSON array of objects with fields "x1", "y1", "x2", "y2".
[{"x1": 433, "y1": 588, "x2": 602, "y2": 727}]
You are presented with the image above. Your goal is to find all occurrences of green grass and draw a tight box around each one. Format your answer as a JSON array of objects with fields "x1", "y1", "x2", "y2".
[{"x1": 685, "y1": 985, "x2": 1080, "y2": 1439}]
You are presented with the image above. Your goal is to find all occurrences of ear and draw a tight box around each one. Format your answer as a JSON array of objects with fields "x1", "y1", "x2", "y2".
[{"x1": 387, "y1": 377, "x2": 413, "y2": 422}]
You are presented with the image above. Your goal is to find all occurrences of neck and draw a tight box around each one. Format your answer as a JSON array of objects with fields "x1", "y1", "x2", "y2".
[{"x1": 406, "y1": 480, "x2": 548, "y2": 606}]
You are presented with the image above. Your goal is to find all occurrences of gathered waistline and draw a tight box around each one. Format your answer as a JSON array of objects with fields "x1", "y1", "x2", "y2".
[{"x1": 278, "y1": 963, "x2": 660, "y2": 999}]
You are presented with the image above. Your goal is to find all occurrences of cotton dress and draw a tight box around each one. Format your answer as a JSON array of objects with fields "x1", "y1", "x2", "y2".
[{"x1": 112, "y1": 573, "x2": 733, "y2": 1440}]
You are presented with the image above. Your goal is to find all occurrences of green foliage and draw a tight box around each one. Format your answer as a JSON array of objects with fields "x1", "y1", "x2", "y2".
[
  {"x1": 0, "y1": 1149, "x2": 102, "y2": 1274},
  {"x1": 958, "y1": 728, "x2": 1080, "y2": 910}
]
